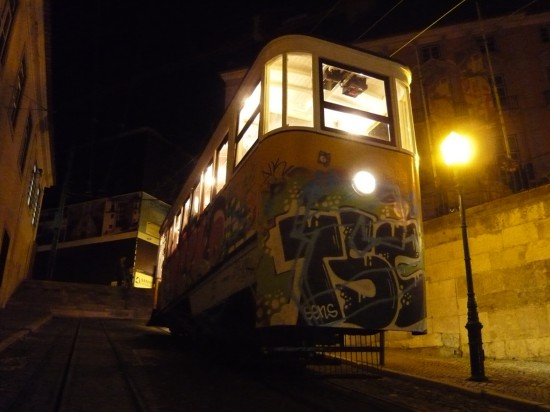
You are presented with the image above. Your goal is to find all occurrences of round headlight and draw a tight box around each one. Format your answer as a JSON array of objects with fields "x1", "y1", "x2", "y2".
[{"x1": 352, "y1": 171, "x2": 376, "y2": 195}]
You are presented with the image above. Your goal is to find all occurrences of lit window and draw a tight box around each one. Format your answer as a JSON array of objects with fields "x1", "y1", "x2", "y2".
[
  {"x1": 215, "y1": 139, "x2": 228, "y2": 193},
  {"x1": 265, "y1": 53, "x2": 313, "y2": 133},
  {"x1": 238, "y1": 83, "x2": 261, "y2": 133},
  {"x1": 202, "y1": 162, "x2": 214, "y2": 210},
  {"x1": 286, "y1": 53, "x2": 313, "y2": 127},
  {"x1": 157, "y1": 234, "x2": 166, "y2": 278},
  {"x1": 321, "y1": 62, "x2": 391, "y2": 142},
  {"x1": 181, "y1": 197, "x2": 190, "y2": 229},
  {"x1": 191, "y1": 185, "x2": 201, "y2": 216},
  {"x1": 265, "y1": 55, "x2": 283, "y2": 131},
  {"x1": 236, "y1": 82, "x2": 261, "y2": 165},
  {"x1": 396, "y1": 80, "x2": 415, "y2": 152},
  {"x1": 172, "y1": 210, "x2": 182, "y2": 247}
]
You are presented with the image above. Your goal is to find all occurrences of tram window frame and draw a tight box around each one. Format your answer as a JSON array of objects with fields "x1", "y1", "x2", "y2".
[
  {"x1": 173, "y1": 209, "x2": 182, "y2": 247},
  {"x1": 265, "y1": 55, "x2": 283, "y2": 131},
  {"x1": 396, "y1": 79, "x2": 415, "y2": 153},
  {"x1": 202, "y1": 161, "x2": 214, "y2": 211},
  {"x1": 215, "y1": 138, "x2": 228, "y2": 194},
  {"x1": 236, "y1": 82, "x2": 261, "y2": 166},
  {"x1": 319, "y1": 60, "x2": 394, "y2": 145},
  {"x1": 191, "y1": 184, "x2": 201, "y2": 217},
  {"x1": 182, "y1": 197, "x2": 191, "y2": 228},
  {"x1": 265, "y1": 52, "x2": 314, "y2": 133}
]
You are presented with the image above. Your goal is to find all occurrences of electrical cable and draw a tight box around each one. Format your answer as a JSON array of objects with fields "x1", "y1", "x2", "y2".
[
  {"x1": 390, "y1": 0, "x2": 468, "y2": 57},
  {"x1": 354, "y1": 0, "x2": 405, "y2": 43}
]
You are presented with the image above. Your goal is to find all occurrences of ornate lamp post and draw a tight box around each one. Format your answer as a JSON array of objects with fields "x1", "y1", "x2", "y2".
[{"x1": 441, "y1": 132, "x2": 487, "y2": 382}]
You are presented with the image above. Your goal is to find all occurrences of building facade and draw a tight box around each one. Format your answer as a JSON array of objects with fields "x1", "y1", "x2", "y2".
[
  {"x1": 356, "y1": 11, "x2": 550, "y2": 220},
  {"x1": 33, "y1": 192, "x2": 169, "y2": 288},
  {"x1": 0, "y1": 0, "x2": 53, "y2": 307}
]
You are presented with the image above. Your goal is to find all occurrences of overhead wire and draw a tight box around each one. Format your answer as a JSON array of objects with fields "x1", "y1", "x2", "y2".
[
  {"x1": 309, "y1": 0, "x2": 344, "y2": 35},
  {"x1": 506, "y1": 0, "x2": 540, "y2": 17},
  {"x1": 353, "y1": 0, "x2": 405, "y2": 43},
  {"x1": 390, "y1": 0, "x2": 468, "y2": 57}
]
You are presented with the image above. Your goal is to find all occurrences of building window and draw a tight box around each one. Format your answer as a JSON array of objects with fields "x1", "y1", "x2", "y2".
[
  {"x1": 540, "y1": 26, "x2": 550, "y2": 43},
  {"x1": 506, "y1": 134, "x2": 520, "y2": 161},
  {"x1": 0, "y1": 0, "x2": 18, "y2": 64},
  {"x1": 421, "y1": 44, "x2": 441, "y2": 62},
  {"x1": 476, "y1": 36, "x2": 496, "y2": 53},
  {"x1": 10, "y1": 57, "x2": 27, "y2": 127},
  {"x1": 27, "y1": 164, "x2": 42, "y2": 225},
  {"x1": 492, "y1": 75, "x2": 508, "y2": 105},
  {"x1": 496, "y1": 134, "x2": 520, "y2": 162},
  {"x1": 0, "y1": 230, "x2": 11, "y2": 287},
  {"x1": 18, "y1": 114, "x2": 32, "y2": 172}
]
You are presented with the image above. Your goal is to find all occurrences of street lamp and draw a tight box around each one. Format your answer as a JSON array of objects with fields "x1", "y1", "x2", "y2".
[{"x1": 441, "y1": 131, "x2": 487, "y2": 382}]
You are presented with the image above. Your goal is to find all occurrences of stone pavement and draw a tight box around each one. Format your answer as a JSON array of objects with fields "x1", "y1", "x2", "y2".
[
  {"x1": 1, "y1": 280, "x2": 549, "y2": 411},
  {"x1": 0, "y1": 279, "x2": 152, "y2": 353},
  {"x1": 380, "y1": 348, "x2": 550, "y2": 411}
]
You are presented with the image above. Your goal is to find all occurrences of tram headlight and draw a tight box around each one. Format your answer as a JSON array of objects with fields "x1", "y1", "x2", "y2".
[{"x1": 352, "y1": 171, "x2": 376, "y2": 195}]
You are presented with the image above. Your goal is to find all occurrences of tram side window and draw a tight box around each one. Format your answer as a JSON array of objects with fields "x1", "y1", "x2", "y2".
[
  {"x1": 321, "y1": 62, "x2": 392, "y2": 142},
  {"x1": 158, "y1": 234, "x2": 166, "y2": 278},
  {"x1": 182, "y1": 197, "x2": 191, "y2": 228},
  {"x1": 236, "y1": 82, "x2": 261, "y2": 165},
  {"x1": 396, "y1": 80, "x2": 415, "y2": 153},
  {"x1": 168, "y1": 210, "x2": 181, "y2": 253},
  {"x1": 265, "y1": 56, "x2": 283, "y2": 131},
  {"x1": 287, "y1": 53, "x2": 313, "y2": 127},
  {"x1": 191, "y1": 185, "x2": 201, "y2": 217},
  {"x1": 265, "y1": 53, "x2": 313, "y2": 133},
  {"x1": 215, "y1": 139, "x2": 228, "y2": 194},
  {"x1": 202, "y1": 162, "x2": 214, "y2": 211}
]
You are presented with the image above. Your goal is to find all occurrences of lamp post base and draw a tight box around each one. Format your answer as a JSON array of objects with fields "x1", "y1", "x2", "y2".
[{"x1": 466, "y1": 320, "x2": 487, "y2": 381}]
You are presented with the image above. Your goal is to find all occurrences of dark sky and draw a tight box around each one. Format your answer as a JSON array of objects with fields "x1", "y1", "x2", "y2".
[{"x1": 46, "y1": 0, "x2": 549, "y2": 204}]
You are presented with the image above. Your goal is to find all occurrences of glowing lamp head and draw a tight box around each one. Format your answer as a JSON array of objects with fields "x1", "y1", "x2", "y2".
[
  {"x1": 352, "y1": 171, "x2": 376, "y2": 195},
  {"x1": 441, "y1": 132, "x2": 474, "y2": 166}
]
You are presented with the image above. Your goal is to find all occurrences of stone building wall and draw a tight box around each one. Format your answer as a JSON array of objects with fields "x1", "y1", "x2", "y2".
[{"x1": 386, "y1": 184, "x2": 550, "y2": 361}]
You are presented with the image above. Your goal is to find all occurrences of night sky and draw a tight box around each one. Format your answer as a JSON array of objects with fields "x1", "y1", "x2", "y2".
[{"x1": 46, "y1": 0, "x2": 549, "y2": 206}]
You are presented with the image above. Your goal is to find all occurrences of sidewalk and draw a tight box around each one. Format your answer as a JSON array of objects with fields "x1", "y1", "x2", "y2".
[{"x1": 381, "y1": 348, "x2": 550, "y2": 411}]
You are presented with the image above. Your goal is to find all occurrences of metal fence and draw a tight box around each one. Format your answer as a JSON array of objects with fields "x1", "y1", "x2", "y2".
[{"x1": 262, "y1": 331, "x2": 385, "y2": 378}]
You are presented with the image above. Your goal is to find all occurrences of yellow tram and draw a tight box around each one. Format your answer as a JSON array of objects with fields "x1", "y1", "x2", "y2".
[{"x1": 150, "y1": 35, "x2": 426, "y2": 350}]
